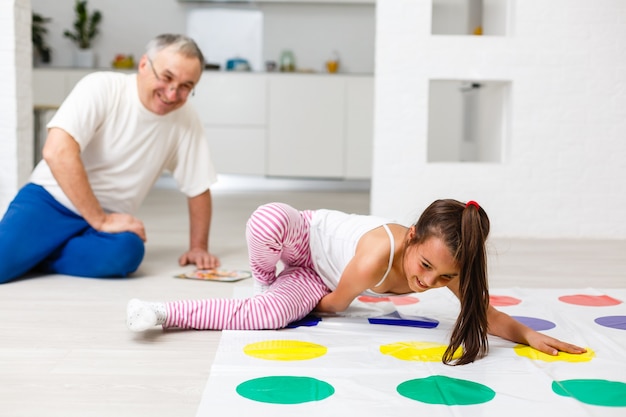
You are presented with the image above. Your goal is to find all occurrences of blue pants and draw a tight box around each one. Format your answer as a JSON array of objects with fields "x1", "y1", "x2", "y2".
[{"x1": 0, "y1": 183, "x2": 145, "y2": 284}]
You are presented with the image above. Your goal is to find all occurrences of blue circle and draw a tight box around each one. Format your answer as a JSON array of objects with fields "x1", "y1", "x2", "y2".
[
  {"x1": 595, "y1": 315, "x2": 626, "y2": 330},
  {"x1": 511, "y1": 316, "x2": 556, "y2": 331}
]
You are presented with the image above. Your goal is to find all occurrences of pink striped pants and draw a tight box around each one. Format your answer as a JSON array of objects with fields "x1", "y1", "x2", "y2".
[{"x1": 164, "y1": 203, "x2": 331, "y2": 330}]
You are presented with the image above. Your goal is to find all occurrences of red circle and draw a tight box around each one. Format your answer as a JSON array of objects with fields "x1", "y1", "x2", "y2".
[
  {"x1": 559, "y1": 294, "x2": 622, "y2": 307},
  {"x1": 358, "y1": 296, "x2": 391, "y2": 303},
  {"x1": 357, "y1": 295, "x2": 420, "y2": 305},
  {"x1": 490, "y1": 295, "x2": 522, "y2": 307},
  {"x1": 390, "y1": 296, "x2": 420, "y2": 306}
]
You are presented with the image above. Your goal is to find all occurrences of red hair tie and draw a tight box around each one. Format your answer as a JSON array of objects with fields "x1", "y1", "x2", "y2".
[{"x1": 466, "y1": 200, "x2": 480, "y2": 210}]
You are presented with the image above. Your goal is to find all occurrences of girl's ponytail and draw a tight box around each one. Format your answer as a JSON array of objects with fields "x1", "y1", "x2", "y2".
[
  {"x1": 443, "y1": 201, "x2": 490, "y2": 365},
  {"x1": 411, "y1": 199, "x2": 490, "y2": 365}
]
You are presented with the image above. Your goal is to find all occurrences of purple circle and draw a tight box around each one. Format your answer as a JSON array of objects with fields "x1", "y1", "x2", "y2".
[
  {"x1": 595, "y1": 315, "x2": 626, "y2": 330},
  {"x1": 511, "y1": 316, "x2": 556, "y2": 331}
]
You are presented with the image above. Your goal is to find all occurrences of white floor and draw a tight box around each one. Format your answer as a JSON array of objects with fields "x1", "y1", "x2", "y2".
[{"x1": 1, "y1": 178, "x2": 624, "y2": 417}]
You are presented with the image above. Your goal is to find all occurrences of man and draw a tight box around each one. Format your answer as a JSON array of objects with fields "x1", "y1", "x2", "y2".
[{"x1": 0, "y1": 34, "x2": 220, "y2": 284}]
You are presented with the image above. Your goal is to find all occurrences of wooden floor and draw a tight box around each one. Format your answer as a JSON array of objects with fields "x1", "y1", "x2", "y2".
[{"x1": 1, "y1": 180, "x2": 624, "y2": 417}]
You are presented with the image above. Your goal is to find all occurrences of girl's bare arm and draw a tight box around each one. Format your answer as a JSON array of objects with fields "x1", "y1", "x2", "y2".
[
  {"x1": 487, "y1": 306, "x2": 586, "y2": 355},
  {"x1": 447, "y1": 281, "x2": 586, "y2": 355},
  {"x1": 315, "y1": 255, "x2": 380, "y2": 313},
  {"x1": 315, "y1": 230, "x2": 390, "y2": 313}
]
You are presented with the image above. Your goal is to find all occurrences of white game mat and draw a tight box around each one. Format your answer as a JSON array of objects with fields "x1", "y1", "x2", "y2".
[{"x1": 196, "y1": 287, "x2": 626, "y2": 416}]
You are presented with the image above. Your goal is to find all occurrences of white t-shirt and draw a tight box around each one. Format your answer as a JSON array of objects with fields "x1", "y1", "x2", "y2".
[
  {"x1": 309, "y1": 209, "x2": 397, "y2": 292},
  {"x1": 30, "y1": 72, "x2": 217, "y2": 214}
]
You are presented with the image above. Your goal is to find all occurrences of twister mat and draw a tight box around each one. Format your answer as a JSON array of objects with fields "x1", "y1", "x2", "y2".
[{"x1": 195, "y1": 288, "x2": 626, "y2": 416}]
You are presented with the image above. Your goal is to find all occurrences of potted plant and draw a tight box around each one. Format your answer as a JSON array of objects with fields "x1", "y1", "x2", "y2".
[
  {"x1": 63, "y1": 0, "x2": 102, "y2": 68},
  {"x1": 32, "y1": 12, "x2": 52, "y2": 65}
]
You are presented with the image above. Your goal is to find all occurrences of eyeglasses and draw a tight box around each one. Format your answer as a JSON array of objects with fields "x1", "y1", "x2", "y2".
[{"x1": 147, "y1": 57, "x2": 195, "y2": 98}]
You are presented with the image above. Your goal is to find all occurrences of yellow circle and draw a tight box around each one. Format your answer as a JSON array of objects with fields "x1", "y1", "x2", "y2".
[
  {"x1": 380, "y1": 341, "x2": 462, "y2": 362},
  {"x1": 513, "y1": 345, "x2": 595, "y2": 362},
  {"x1": 243, "y1": 340, "x2": 328, "y2": 361}
]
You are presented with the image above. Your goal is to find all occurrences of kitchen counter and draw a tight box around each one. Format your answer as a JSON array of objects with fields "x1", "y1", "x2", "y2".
[
  {"x1": 32, "y1": 68, "x2": 374, "y2": 179},
  {"x1": 33, "y1": 66, "x2": 374, "y2": 76}
]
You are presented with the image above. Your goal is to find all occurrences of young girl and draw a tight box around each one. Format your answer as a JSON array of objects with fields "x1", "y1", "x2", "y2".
[{"x1": 127, "y1": 199, "x2": 586, "y2": 365}]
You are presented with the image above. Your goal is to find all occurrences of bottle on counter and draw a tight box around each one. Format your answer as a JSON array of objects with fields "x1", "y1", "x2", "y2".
[{"x1": 279, "y1": 50, "x2": 295, "y2": 72}]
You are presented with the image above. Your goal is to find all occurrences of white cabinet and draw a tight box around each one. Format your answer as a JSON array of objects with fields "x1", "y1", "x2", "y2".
[
  {"x1": 203, "y1": 127, "x2": 266, "y2": 176},
  {"x1": 179, "y1": 0, "x2": 374, "y2": 3},
  {"x1": 32, "y1": 69, "x2": 93, "y2": 107},
  {"x1": 32, "y1": 69, "x2": 94, "y2": 163},
  {"x1": 267, "y1": 75, "x2": 346, "y2": 178},
  {"x1": 32, "y1": 69, "x2": 373, "y2": 179},
  {"x1": 261, "y1": 0, "x2": 374, "y2": 3},
  {"x1": 266, "y1": 74, "x2": 373, "y2": 179},
  {"x1": 192, "y1": 73, "x2": 267, "y2": 126},
  {"x1": 345, "y1": 77, "x2": 374, "y2": 179},
  {"x1": 191, "y1": 73, "x2": 268, "y2": 175}
]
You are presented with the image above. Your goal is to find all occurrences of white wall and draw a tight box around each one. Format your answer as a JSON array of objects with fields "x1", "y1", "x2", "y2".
[
  {"x1": 373, "y1": 0, "x2": 626, "y2": 239},
  {"x1": 1, "y1": 0, "x2": 33, "y2": 216},
  {"x1": 11, "y1": 0, "x2": 626, "y2": 239},
  {"x1": 30, "y1": 0, "x2": 375, "y2": 74}
]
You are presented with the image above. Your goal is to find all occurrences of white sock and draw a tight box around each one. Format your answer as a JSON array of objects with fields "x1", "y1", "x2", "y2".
[{"x1": 126, "y1": 299, "x2": 167, "y2": 331}]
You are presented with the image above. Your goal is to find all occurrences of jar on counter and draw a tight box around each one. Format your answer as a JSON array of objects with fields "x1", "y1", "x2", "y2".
[
  {"x1": 279, "y1": 50, "x2": 295, "y2": 72},
  {"x1": 326, "y1": 51, "x2": 340, "y2": 74},
  {"x1": 265, "y1": 60, "x2": 277, "y2": 72}
]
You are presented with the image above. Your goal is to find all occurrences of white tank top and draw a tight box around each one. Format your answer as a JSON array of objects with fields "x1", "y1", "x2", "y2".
[{"x1": 309, "y1": 209, "x2": 398, "y2": 296}]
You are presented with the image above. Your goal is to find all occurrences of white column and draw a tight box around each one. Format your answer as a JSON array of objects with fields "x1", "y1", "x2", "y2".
[{"x1": 0, "y1": 0, "x2": 33, "y2": 216}]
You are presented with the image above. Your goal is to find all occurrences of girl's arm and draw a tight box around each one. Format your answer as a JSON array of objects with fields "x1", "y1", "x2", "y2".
[
  {"x1": 447, "y1": 280, "x2": 586, "y2": 356},
  {"x1": 487, "y1": 306, "x2": 587, "y2": 355},
  {"x1": 315, "y1": 231, "x2": 391, "y2": 313},
  {"x1": 315, "y1": 254, "x2": 381, "y2": 313}
]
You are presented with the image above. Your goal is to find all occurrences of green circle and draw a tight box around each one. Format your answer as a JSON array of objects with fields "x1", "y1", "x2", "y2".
[
  {"x1": 397, "y1": 375, "x2": 495, "y2": 405},
  {"x1": 236, "y1": 376, "x2": 335, "y2": 404},
  {"x1": 552, "y1": 379, "x2": 626, "y2": 407}
]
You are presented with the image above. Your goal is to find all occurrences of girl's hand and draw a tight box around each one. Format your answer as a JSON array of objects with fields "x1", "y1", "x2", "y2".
[
  {"x1": 487, "y1": 307, "x2": 587, "y2": 356},
  {"x1": 526, "y1": 331, "x2": 587, "y2": 356}
]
